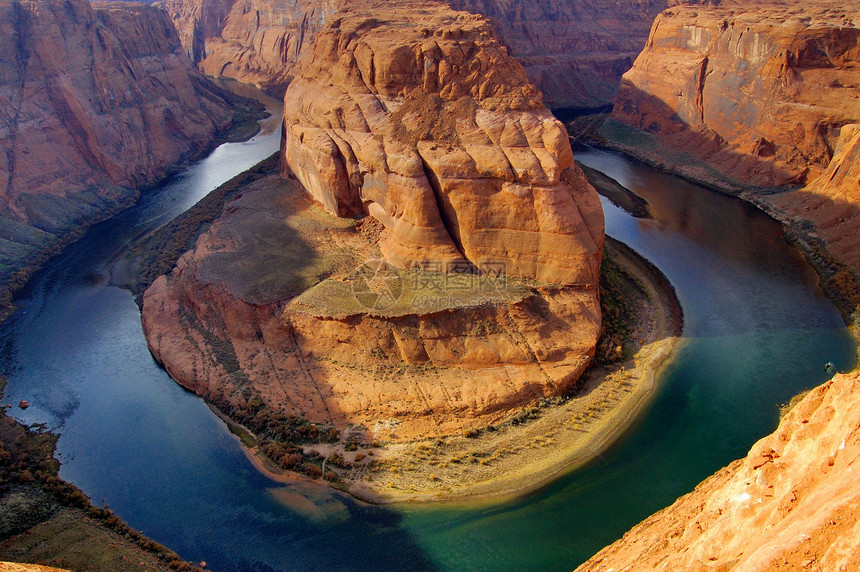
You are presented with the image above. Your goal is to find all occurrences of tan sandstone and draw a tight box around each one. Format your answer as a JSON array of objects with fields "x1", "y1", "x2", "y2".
[
  {"x1": 142, "y1": 3, "x2": 605, "y2": 441},
  {"x1": 579, "y1": 370, "x2": 860, "y2": 571}
]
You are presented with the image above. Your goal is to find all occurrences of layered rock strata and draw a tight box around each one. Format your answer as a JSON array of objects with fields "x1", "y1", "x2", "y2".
[
  {"x1": 612, "y1": 0, "x2": 860, "y2": 188},
  {"x1": 156, "y1": 0, "x2": 339, "y2": 93},
  {"x1": 142, "y1": 172, "x2": 602, "y2": 441},
  {"x1": 281, "y1": 2, "x2": 604, "y2": 284},
  {"x1": 579, "y1": 370, "x2": 860, "y2": 571},
  {"x1": 607, "y1": 0, "x2": 860, "y2": 278},
  {"x1": 0, "y1": 0, "x2": 239, "y2": 311},
  {"x1": 158, "y1": 0, "x2": 669, "y2": 108},
  {"x1": 142, "y1": 4, "x2": 605, "y2": 440}
]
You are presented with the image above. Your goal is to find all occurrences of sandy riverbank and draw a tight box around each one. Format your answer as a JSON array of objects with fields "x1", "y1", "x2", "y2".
[{"x1": 340, "y1": 238, "x2": 683, "y2": 504}]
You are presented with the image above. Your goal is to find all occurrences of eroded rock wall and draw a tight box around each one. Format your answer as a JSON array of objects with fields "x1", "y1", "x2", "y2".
[
  {"x1": 579, "y1": 370, "x2": 860, "y2": 571},
  {"x1": 158, "y1": 0, "x2": 669, "y2": 108},
  {"x1": 142, "y1": 3, "x2": 605, "y2": 441},
  {"x1": 156, "y1": 0, "x2": 340, "y2": 93},
  {"x1": 0, "y1": 0, "x2": 237, "y2": 309},
  {"x1": 280, "y1": 1, "x2": 604, "y2": 285},
  {"x1": 612, "y1": 0, "x2": 860, "y2": 188}
]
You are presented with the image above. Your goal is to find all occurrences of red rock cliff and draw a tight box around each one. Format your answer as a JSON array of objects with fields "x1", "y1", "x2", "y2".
[
  {"x1": 0, "y1": 0, "x2": 239, "y2": 310},
  {"x1": 281, "y1": 1, "x2": 604, "y2": 284},
  {"x1": 142, "y1": 3, "x2": 604, "y2": 441},
  {"x1": 579, "y1": 370, "x2": 860, "y2": 571},
  {"x1": 158, "y1": 0, "x2": 669, "y2": 108},
  {"x1": 607, "y1": 0, "x2": 860, "y2": 277}
]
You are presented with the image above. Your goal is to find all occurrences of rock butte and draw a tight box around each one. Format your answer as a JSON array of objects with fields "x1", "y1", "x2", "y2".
[
  {"x1": 579, "y1": 371, "x2": 860, "y2": 571},
  {"x1": 0, "y1": 0, "x2": 239, "y2": 311},
  {"x1": 142, "y1": 2, "x2": 605, "y2": 441},
  {"x1": 609, "y1": 0, "x2": 860, "y2": 274},
  {"x1": 280, "y1": 1, "x2": 604, "y2": 283},
  {"x1": 157, "y1": 0, "x2": 669, "y2": 108}
]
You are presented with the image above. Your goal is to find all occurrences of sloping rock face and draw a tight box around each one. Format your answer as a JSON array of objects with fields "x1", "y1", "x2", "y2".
[
  {"x1": 156, "y1": 0, "x2": 339, "y2": 93},
  {"x1": 773, "y1": 124, "x2": 860, "y2": 274},
  {"x1": 158, "y1": 0, "x2": 669, "y2": 108},
  {"x1": 0, "y1": 0, "x2": 237, "y2": 311},
  {"x1": 612, "y1": 0, "x2": 860, "y2": 189},
  {"x1": 448, "y1": 0, "x2": 669, "y2": 109},
  {"x1": 143, "y1": 4, "x2": 604, "y2": 441},
  {"x1": 579, "y1": 370, "x2": 860, "y2": 571},
  {"x1": 281, "y1": 2, "x2": 604, "y2": 285}
]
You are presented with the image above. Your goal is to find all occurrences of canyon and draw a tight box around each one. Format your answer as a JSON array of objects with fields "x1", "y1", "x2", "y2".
[
  {"x1": 606, "y1": 0, "x2": 860, "y2": 275},
  {"x1": 1, "y1": 0, "x2": 859, "y2": 568},
  {"x1": 141, "y1": 1, "x2": 605, "y2": 442},
  {"x1": 157, "y1": 0, "x2": 669, "y2": 108},
  {"x1": 576, "y1": 0, "x2": 860, "y2": 567},
  {"x1": 0, "y1": 0, "x2": 251, "y2": 316}
]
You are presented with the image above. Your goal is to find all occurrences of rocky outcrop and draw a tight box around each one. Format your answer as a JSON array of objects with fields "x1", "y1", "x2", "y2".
[
  {"x1": 612, "y1": 0, "x2": 860, "y2": 189},
  {"x1": 281, "y1": 2, "x2": 604, "y2": 284},
  {"x1": 605, "y1": 0, "x2": 860, "y2": 279},
  {"x1": 158, "y1": 0, "x2": 669, "y2": 108},
  {"x1": 0, "y1": 0, "x2": 241, "y2": 313},
  {"x1": 579, "y1": 370, "x2": 860, "y2": 571},
  {"x1": 142, "y1": 4, "x2": 604, "y2": 441},
  {"x1": 773, "y1": 124, "x2": 860, "y2": 274},
  {"x1": 141, "y1": 171, "x2": 602, "y2": 441}
]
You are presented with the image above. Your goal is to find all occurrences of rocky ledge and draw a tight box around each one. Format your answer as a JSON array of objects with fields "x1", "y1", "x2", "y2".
[
  {"x1": 141, "y1": 3, "x2": 605, "y2": 441},
  {"x1": 579, "y1": 370, "x2": 860, "y2": 571}
]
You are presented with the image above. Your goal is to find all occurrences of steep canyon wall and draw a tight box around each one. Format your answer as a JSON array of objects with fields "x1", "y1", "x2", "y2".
[{"x1": 0, "y1": 0, "x2": 241, "y2": 311}]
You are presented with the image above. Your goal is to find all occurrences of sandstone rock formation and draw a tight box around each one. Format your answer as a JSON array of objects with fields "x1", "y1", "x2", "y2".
[
  {"x1": 613, "y1": 0, "x2": 860, "y2": 187},
  {"x1": 142, "y1": 4, "x2": 605, "y2": 441},
  {"x1": 579, "y1": 370, "x2": 860, "y2": 571},
  {"x1": 281, "y1": 2, "x2": 604, "y2": 284},
  {"x1": 607, "y1": 0, "x2": 860, "y2": 274},
  {"x1": 142, "y1": 171, "x2": 602, "y2": 441},
  {"x1": 773, "y1": 124, "x2": 860, "y2": 274},
  {"x1": 156, "y1": 0, "x2": 339, "y2": 93},
  {"x1": 448, "y1": 0, "x2": 670, "y2": 108},
  {"x1": 158, "y1": 0, "x2": 669, "y2": 108},
  {"x1": 0, "y1": 0, "x2": 241, "y2": 312}
]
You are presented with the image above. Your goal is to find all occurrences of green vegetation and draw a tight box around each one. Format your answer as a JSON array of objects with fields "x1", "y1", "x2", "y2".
[{"x1": 594, "y1": 240, "x2": 649, "y2": 366}]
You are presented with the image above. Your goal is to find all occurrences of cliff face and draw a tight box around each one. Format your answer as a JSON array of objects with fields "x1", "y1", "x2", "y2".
[
  {"x1": 448, "y1": 0, "x2": 669, "y2": 108},
  {"x1": 158, "y1": 0, "x2": 668, "y2": 108},
  {"x1": 579, "y1": 370, "x2": 860, "y2": 571},
  {"x1": 281, "y1": 2, "x2": 604, "y2": 284},
  {"x1": 607, "y1": 0, "x2": 860, "y2": 279},
  {"x1": 0, "y1": 0, "x2": 238, "y2": 310},
  {"x1": 612, "y1": 0, "x2": 860, "y2": 188},
  {"x1": 142, "y1": 3, "x2": 604, "y2": 441},
  {"x1": 156, "y1": 0, "x2": 339, "y2": 93}
]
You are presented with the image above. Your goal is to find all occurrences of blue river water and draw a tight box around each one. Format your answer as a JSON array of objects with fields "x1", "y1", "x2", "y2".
[{"x1": 1, "y1": 99, "x2": 855, "y2": 570}]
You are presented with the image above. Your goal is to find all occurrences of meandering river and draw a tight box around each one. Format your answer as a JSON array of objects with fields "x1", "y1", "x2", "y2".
[{"x1": 1, "y1": 96, "x2": 855, "y2": 571}]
